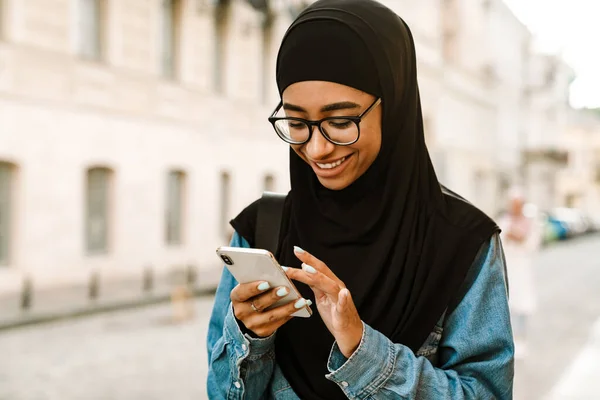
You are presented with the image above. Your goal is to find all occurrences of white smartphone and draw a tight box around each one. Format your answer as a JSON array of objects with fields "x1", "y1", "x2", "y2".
[{"x1": 216, "y1": 246, "x2": 312, "y2": 318}]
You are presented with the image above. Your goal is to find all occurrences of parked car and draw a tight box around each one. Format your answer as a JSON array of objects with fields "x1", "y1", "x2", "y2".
[
  {"x1": 541, "y1": 212, "x2": 569, "y2": 243},
  {"x1": 581, "y1": 213, "x2": 600, "y2": 233},
  {"x1": 519, "y1": 204, "x2": 567, "y2": 245},
  {"x1": 548, "y1": 208, "x2": 592, "y2": 237}
]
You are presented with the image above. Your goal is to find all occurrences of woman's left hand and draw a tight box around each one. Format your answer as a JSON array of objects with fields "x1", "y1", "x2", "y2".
[{"x1": 284, "y1": 247, "x2": 363, "y2": 358}]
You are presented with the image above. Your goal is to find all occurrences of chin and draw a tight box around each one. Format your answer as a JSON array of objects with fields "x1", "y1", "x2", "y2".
[{"x1": 317, "y1": 176, "x2": 352, "y2": 191}]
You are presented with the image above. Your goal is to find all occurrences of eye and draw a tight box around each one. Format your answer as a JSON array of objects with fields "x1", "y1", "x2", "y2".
[
  {"x1": 327, "y1": 119, "x2": 353, "y2": 129},
  {"x1": 288, "y1": 121, "x2": 306, "y2": 129}
]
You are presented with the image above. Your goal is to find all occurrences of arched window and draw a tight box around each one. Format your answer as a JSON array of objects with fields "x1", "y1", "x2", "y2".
[
  {"x1": 0, "y1": 0, "x2": 6, "y2": 40},
  {"x1": 76, "y1": 0, "x2": 107, "y2": 60},
  {"x1": 160, "y1": 0, "x2": 183, "y2": 78},
  {"x1": 0, "y1": 161, "x2": 15, "y2": 265},
  {"x1": 213, "y1": 0, "x2": 232, "y2": 93},
  {"x1": 166, "y1": 170, "x2": 186, "y2": 245},
  {"x1": 86, "y1": 167, "x2": 113, "y2": 254},
  {"x1": 220, "y1": 171, "x2": 232, "y2": 239},
  {"x1": 260, "y1": 8, "x2": 274, "y2": 104}
]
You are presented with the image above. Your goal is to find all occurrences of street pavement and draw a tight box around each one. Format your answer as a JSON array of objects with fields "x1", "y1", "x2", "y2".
[
  {"x1": 547, "y1": 316, "x2": 600, "y2": 400},
  {"x1": 0, "y1": 266, "x2": 223, "y2": 331},
  {"x1": 0, "y1": 234, "x2": 599, "y2": 400},
  {"x1": 0, "y1": 299, "x2": 214, "y2": 400},
  {"x1": 513, "y1": 233, "x2": 600, "y2": 400}
]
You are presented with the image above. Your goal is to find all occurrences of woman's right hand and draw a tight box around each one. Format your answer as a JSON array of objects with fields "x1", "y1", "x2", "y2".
[{"x1": 230, "y1": 281, "x2": 311, "y2": 337}]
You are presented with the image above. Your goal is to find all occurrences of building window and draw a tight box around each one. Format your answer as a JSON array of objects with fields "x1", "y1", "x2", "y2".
[
  {"x1": 159, "y1": 0, "x2": 182, "y2": 79},
  {"x1": 260, "y1": 12, "x2": 274, "y2": 104},
  {"x1": 264, "y1": 174, "x2": 275, "y2": 192},
  {"x1": 86, "y1": 167, "x2": 112, "y2": 254},
  {"x1": 77, "y1": 0, "x2": 106, "y2": 60},
  {"x1": 165, "y1": 170, "x2": 185, "y2": 245},
  {"x1": 0, "y1": 162, "x2": 14, "y2": 266},
  {"x1": 0, "y1": 0, "x2": 5, "y2": 40},
  {"x1": 213, "y1": 0, "x2": 231, "y2": 93},
  {"x1": 220, "y1": 171, "x2": 231, "y2": 239}
]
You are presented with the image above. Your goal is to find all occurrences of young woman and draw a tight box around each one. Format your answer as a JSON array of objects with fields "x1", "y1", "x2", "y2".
[
  {"x1": 207, "y1": 0, "x2": 514, "y2": 398},
  {"x1": 499, "y1": 187, "x2": 541, "y2": 359}
]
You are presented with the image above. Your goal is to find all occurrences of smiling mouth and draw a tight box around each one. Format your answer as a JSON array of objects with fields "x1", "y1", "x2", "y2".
[
  {"x1": 310, "y1": 154, "x2": 354, "y2": 178},
  {"x1": 313, "y1": 154, "x2": 352, "y2": 171},
  {"x1": 315, "y1": 156, "x2": 348, "y2": 170}
]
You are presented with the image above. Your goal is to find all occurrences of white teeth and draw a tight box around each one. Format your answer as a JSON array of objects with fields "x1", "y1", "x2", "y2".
[{"x1": 316, "y1": 156, "x2": 346, "y2": 169}]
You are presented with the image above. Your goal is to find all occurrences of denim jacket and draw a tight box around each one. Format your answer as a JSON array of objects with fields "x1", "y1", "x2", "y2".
[{"x1": 207, "y1": 232, "x2": 514, "y2": 399}]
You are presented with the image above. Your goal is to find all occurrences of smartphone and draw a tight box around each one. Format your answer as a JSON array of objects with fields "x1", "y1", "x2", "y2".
[{"x1": 216, "y1": 246, "x2": 312, "y2": 318}]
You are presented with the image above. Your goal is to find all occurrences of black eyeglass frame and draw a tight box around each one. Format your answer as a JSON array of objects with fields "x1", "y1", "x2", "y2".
[{"x1": 268, "y1": 97, "x2": 382, "y2": 146}]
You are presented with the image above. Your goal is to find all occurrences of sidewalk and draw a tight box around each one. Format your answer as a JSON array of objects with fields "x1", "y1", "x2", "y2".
[
  {"x1": 0, "y1": 266, "x2": 223, "y2": 331},
  {"x1": 513, "y1": 234, "x2": 600, "y2": 399},
  {"x1": 546, "y1": 317, "x2": 600, "y2": 399}
]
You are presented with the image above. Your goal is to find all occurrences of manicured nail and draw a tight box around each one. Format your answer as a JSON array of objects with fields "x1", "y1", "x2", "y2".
[
  {"x1": 338, "y1": 289, "x2": 348, "y2": 306},
  {"x1": 294, "y1": 246, "x2": 305, "y2": 254},
  {"x1": 277, "y1": 287, "x2": 289, "y2": 297},
  {"x1": 257, "y1": 282, "x2": 270, "y2": 291},
  {"x1": 294, "y1": 298, "x2": 307, "y2": 309},
  {"x1": 302, "y1": 263, "x2": 317, "y2": 274},
  {"x1": 307, "y1": 300, "x2": 313, "y2": 307},
  {"x1": 281, "y1": 266, "x2": 289, "y2": 271}
]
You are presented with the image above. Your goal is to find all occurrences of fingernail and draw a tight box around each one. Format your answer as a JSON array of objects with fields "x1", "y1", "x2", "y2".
[
  {"x1": 306, "y1": 300, "x2": 313, "y2": 307},
  {"x1": 339, "y1": 289, "x2": 348, "y2": 303},
  {"x1": 294, "y1": 246, "x2": 305, "y2": 254},
  {"x1": 277, "y1": 287, "x2": 289, "y2": 297},
  {"x1": 281, "y1": 266, "x2": 289, "y2": 271},
  {"x1": 302, "y1": 263, "x2": 317, "y2": 274},
  {"x1": 294, "y1": 298, "x2": 307, "y2": 309},
  {"x1": 257, "y1": 282, "x2": 270, "y2": 291}
]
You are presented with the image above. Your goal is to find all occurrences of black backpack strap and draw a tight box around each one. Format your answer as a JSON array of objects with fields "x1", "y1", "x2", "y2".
[{"x1": 255, "y1": 191, "x2": 287, "y2": 255}]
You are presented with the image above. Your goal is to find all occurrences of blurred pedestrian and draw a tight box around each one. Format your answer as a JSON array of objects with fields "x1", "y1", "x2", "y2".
[
  {"x1": 207, "y1": 0, "x2": 514, "y2": 398},
  {"x1": 499, "y1": 187, "x2": 541, "y2": 359}
]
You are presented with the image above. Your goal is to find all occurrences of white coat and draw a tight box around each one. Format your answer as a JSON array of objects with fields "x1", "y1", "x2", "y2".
[{"x1": 499, "y1": 212, "x2": 542, "y2": 315}]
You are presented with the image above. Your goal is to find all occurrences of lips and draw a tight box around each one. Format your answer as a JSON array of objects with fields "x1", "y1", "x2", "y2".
[
  {"x1": 310, "y1": 154, "x2": 353, "y2": 178},
  {"x1": 316, "y1": 156, "x2": 346, "y2": 169}
]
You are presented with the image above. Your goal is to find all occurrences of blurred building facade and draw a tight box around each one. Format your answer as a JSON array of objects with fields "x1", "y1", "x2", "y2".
[
  {"x1": 558, "y1": 109, "x2": 600, "y2": 216},
  {"x1": 0, "y1": 0, "x2": 574, "y2": 293},
  {"x1": 0, "y1": 0, "x2": 296, "y2": 292},
  {"x1": 395, "y1": 0, "x2": 573, "y2": 215},
  {"x1": 522, "y1": 53, "x2": 573, "y2": 212}
]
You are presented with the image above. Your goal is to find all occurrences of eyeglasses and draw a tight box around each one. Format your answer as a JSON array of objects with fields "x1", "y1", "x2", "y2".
[{"x1": 268, "y1": 98, "x2": 381, "y2": 146}]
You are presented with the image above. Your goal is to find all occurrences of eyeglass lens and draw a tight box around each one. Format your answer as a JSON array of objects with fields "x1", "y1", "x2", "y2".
[{"x1": 274, "y1": 118, "x2": 358, "y2": 144}]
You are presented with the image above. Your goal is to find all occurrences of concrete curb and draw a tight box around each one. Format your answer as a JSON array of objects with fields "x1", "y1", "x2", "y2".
[{"x1": 0, "y1": 287, "x2": 217, "y2": 332}]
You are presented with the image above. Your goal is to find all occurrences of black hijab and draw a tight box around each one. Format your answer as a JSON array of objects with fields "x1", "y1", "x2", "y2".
[{"x1": 231, "y1": 1, "x2": 499, "y2": 398}]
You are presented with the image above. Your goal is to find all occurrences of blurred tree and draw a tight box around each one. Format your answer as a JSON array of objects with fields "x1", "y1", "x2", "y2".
[{"x1": 588, "y1": 108, "x2": 600, "y2": 118}]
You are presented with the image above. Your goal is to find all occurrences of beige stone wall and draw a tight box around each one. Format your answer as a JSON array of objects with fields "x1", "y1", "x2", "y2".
[
  {"x1": 0, "y1": 0, "x2": 573, "y2": 292},
  {"x1": 0, "y1": 0, "x2": 292, "y2": 120},
  {"x1": 0, "y1": 0, "x2": 293, "y2": 292}
]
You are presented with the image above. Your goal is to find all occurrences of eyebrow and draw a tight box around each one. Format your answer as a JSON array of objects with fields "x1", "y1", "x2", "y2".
[{"x1": 282, "y1": 101, "x2": 362, "y2": 113}]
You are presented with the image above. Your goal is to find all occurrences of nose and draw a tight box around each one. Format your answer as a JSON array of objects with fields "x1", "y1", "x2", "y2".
[{"x1": 304, "y1": 126, "x2": 335, "y2": 160}]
